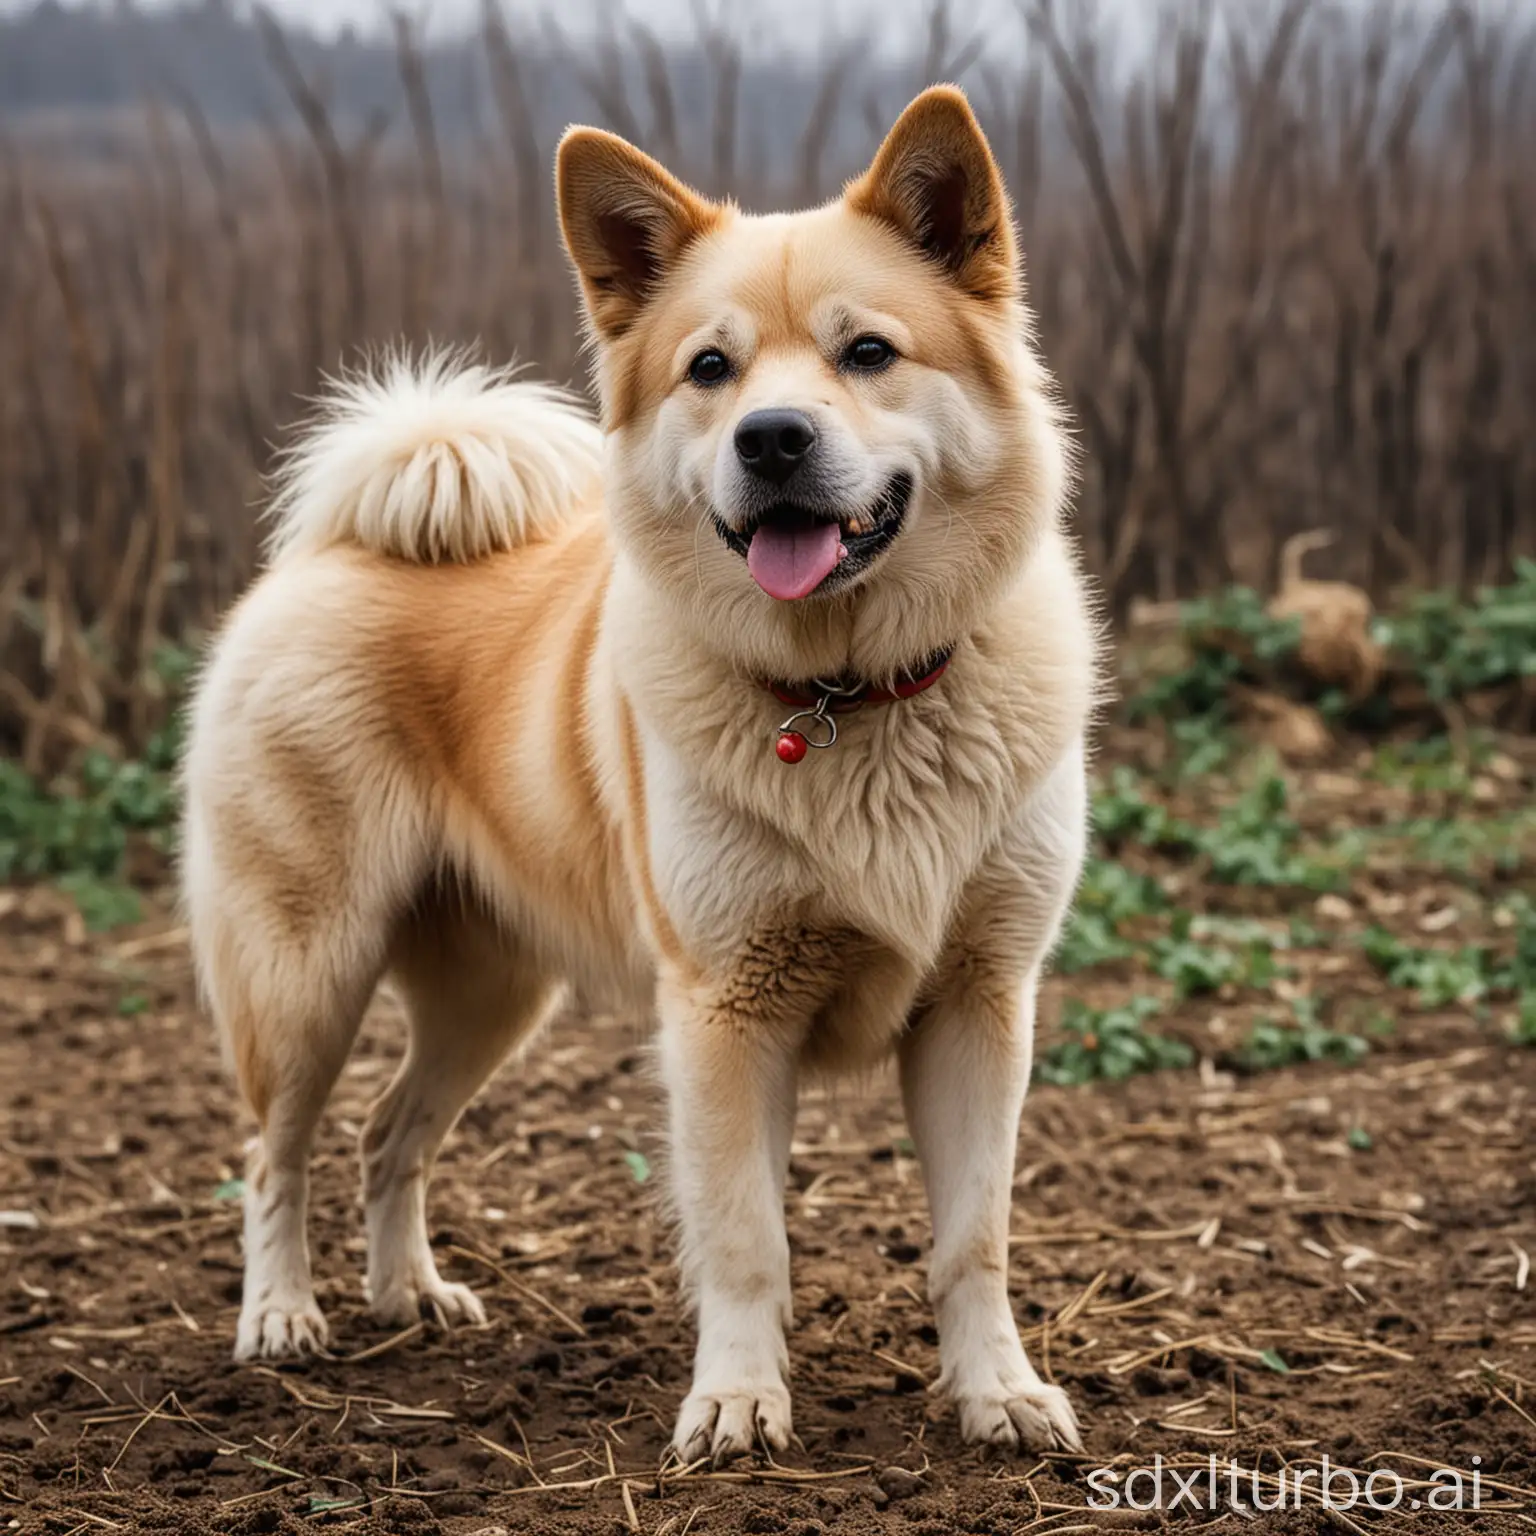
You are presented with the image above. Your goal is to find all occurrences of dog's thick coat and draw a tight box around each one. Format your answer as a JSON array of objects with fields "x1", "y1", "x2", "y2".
[{"x1": 183, "y1": 86, "x2": 1097, "y2": 1461}]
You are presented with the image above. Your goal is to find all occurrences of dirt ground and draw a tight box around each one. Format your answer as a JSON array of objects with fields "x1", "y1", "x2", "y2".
[{"x1": 3, "y1": 749, "x2": 1535, "y2": 1534}]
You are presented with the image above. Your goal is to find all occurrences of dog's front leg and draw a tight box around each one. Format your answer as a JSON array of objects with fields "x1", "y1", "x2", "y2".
[
  {"x1": 899, "y1": 966, "x2": 1082, "y2": 1452},
  {"x1": 657, "y1": 965, "x2": 802, "y2": 1467}
]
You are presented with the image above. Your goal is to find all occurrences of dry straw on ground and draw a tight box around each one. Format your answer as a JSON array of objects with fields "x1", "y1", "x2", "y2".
[{"x1": 4, "y1": 736, "x2": 1534, "y2": 1533}]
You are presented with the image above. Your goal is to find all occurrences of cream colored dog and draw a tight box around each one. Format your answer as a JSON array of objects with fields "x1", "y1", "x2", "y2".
[{"x1": 183, "y1": 85, "x2": 1097, "y2": 1463}]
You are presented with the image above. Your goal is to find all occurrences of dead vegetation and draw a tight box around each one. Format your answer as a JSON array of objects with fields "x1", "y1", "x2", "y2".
[{"x1": 0, "y1": 0, "x2": 1533, "y2": 769}]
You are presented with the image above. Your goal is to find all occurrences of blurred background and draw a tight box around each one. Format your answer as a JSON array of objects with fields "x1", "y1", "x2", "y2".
[{"x1": 1, "y1": 0, "x2": 1533, "y2": 767}]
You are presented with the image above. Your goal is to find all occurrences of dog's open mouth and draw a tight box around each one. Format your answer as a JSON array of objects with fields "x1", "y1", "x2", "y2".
[{"x1": 713, "y1": 474, "x2": 913, "y2": 601}]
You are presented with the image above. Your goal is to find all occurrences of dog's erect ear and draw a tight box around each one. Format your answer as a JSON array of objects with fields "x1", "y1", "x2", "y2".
[
  {"x1": 556, "y1": 129, "x2": 723, "y2": 339},
  {"x1": 846, "y1": 86, "x2": 1016, "y2": 303}
]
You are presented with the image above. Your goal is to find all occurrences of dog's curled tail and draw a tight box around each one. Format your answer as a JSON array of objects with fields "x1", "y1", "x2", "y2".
[{"x1": 264, "y1": 350, "x2": 604, "y2": 566}]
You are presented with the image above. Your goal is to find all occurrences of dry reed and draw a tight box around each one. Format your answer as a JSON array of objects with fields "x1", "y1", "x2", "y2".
[{"x1": 2, "y1": 0, "x2": 1532, "y2": 767}]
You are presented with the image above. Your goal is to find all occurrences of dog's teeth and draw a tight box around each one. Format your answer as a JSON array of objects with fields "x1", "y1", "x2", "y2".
[{"x1": 837, "y1": 542, "x2": 849, "y2": 562}]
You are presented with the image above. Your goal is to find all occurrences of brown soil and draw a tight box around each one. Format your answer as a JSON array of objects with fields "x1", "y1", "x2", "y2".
[{"x1": 3, "y1": 752, "x2": 1535, "y2": 1534}]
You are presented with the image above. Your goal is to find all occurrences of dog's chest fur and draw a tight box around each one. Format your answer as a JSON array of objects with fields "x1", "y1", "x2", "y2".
[
  {"x1": 637, "y1": 705, "x2": 1085, "y2": 1068},
  {"x1": 638, "y1": 624, "x2": 1084, "y2": 964},
  {"x1": 649, "y1": 718, "x2": 1006, "y2": 958},
  {"x1": 600, "y1": 532, "x2": 1098, "y2": 1052}
]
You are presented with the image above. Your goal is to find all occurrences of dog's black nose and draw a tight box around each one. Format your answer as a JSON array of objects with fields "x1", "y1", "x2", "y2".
[{"x1": 734, "y1": 409, "x2": 817, "y2": 486}]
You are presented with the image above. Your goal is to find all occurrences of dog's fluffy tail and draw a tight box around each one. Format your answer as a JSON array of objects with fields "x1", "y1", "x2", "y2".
[{"x1": 264, "y1": 350, "x2": 603, "y2": 566}]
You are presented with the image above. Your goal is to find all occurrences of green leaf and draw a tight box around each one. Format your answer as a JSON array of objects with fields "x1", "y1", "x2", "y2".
[
  {"x1": 1510, "y1": 993, "x2": 1536, "y2": 1046},
  {"x1": 308, "y1": 1496, "x2": 367, "y2": 1514},
  {"x1": 56, "y1": 872, "x2": 141, "y2": 932},
  {"x1": 1231, "y1": 998, "x2": 1367, "y2": 1074},
  {"x1": 1036, "y1": 997, "x2": 1191, "y2": 1086},
  {"x1": 622, "y1": 1150, "x2": 651, "y2": 1184},
  {"x1": 213, "y1": 1178, "x2": 246, "y2": 1202},
  {"x1": 1347, "y1": 1127, "x2": 1372, "y2": 1151},
  {"x1": 1259, "y1": 1348, "x2": 1291, "y2": 1374},
  {"x1": 117, "y1": 992, "x2": 150, "y2": 1017}
]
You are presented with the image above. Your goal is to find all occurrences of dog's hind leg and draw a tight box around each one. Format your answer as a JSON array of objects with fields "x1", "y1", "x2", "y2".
[
  {"x1": 362, "y1": 893, "x2": 559, "y2": 1329},
  {"x1": 212, "y1": 930, "x2": 383, "y2": 1362},
  {"x1": 186, "y1": 758, "x2": 424, "y2": 1359}
]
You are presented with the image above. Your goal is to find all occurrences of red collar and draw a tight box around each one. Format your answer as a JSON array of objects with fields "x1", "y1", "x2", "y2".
[
  {"x1": 764, "y1": 650, "x2": 953, "y2": 709},
  {"x1": 763, "y1": 649, "x2": 953, "y2": 763}
]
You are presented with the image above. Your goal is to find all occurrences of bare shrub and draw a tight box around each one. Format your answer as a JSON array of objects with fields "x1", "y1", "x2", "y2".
[{"x1": 1, "y1": 0, "x2": 1532, "y2": 766}]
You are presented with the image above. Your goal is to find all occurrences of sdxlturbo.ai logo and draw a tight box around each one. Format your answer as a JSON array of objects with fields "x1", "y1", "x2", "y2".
[{"x1": 1086, "y1": 1455, "x2": 1484, "y2": 1513}]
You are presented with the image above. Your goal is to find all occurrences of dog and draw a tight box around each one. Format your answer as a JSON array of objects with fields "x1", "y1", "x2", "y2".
[{"x1": 182, "y1": 85, "x2": 1098, "y2": 1463}]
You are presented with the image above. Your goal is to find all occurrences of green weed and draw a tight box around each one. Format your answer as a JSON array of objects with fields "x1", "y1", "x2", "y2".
[
  {"x1": 1128, "y1": 586, "x2": 1301, "y2": 726},
  {"x1": 1287, "y1": 917, "x2": 1326, "y2": 948},
  {"x1": 1093, "y1": 766, "x2": 1344, "y2": 891},
  {"x1": 1091, "y1": 768, "x2": 1197, "y2": 855},
  {"x1": 1234, "y1": 1002, "x2": 1368, "y2": 1072},
  {"x1": 1511, "y1": 996, "x2": 1536, "y2": 1046},
  {"x1": 1055, "y1": 857, "x2": 1168, "y2": 974},
  {"x1": 1167, "y1": 714, "x2": 1236, "y2": 778},
  {"x1": 1054, "y1": 910, "x2": 1135, "y2": 974},
  {"x1": 1364, "y1": 811, "x2": 1536, "y2": 876},
  {"x1": 0, "y1": 751, "x2": 178, "y2": 929},
  {"x1": 1036, "y1": 998, "x2": 1194, "y2": 1086},
  {"x1": 1200, "y1": 774, "x2": 1343, "y2": 890},
  {"x1": 1366, "y1": 736, "x2": 1495, "y2": 794},
  {"x1": 1488, "y1": 896, "x2": 1536, "y2": 999},
  {"x1": 1149, "y1": 913, "x2": 1281, "y2": 998},
  {"x1": 56, "y1": 873, "x2": 142, "y2": 932},
  {"x1": 1125, "y1": 567, "x2": 1536, "y2": 748},
  {"x1": 1361, "y1": 902, "x2": 1536, "y2": 1027},
  {"x1": 1361, "y1": 929, "x2": 1490, "y2": 1008},
  {"x1": 1378, "y1": 560, "x2": 1536, "y2": 702}
]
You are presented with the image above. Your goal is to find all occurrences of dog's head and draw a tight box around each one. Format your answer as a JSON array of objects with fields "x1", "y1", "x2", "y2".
[{"x1": 556, "y1": 86, "x2": 1070, "y2": 677}]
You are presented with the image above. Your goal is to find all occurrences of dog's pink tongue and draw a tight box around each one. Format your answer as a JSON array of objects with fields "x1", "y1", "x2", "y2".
[{"x1": 746, "y1": 520, "x2": 842, "y2": 600}]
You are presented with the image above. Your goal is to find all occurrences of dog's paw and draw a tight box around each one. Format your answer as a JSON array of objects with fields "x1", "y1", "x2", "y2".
[
  {"x1": 955, "y1": 1382, "x2": 1082, "y2": 1453},
  {"x1": 371, "y1": 1276, "x2": 487, "y2": 1330},
  {"x1": 671, "y1": 1383, "x2": 793, "y2": 1468},
  {"x1": 235, "y1": 1299, "x2": 329, "y2": 1361}
]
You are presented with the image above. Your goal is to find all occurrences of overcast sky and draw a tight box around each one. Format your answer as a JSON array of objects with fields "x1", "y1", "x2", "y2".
[
  {"x1": 0, "y1": 0, "x2": 1456, "y2": 57},
  {"x1": 3, "y1": 0, "x2": 1043, "y2": 50}
]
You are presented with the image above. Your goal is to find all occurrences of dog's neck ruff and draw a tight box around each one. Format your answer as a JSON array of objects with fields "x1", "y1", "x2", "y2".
[{"x1": 763, "y1": 649, "x2": 953, "y2": 764}]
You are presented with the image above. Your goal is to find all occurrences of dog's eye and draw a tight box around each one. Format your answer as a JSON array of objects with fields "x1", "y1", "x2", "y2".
[
  {"x1": 844, "y1": 336, "x2": 895, "y2": 372},
  {"x1": 688, "y1": 350, "x2": 730, "y2": 386}
]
